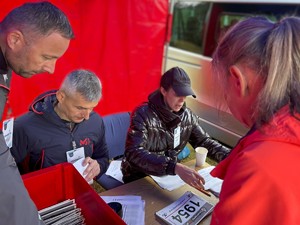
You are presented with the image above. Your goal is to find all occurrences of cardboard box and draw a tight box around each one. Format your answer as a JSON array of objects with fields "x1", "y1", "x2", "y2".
[{"x1": 22, "y1": 163, "x2": 125, "y2": 225}]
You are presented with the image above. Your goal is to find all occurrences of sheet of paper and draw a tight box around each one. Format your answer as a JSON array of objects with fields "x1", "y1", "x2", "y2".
[
  {"x1": 72, "y1": 158, "x2": 93, "y2": 184},
  {"x1": 150, "y1": 174, "x2": 185, "y2": 191},
  {"x1": 198, "y1": 166, "x2": 223, "y2": 196},
  {"x1": 150, "y1": 166, "x2": 223, "y2": 194},
  {"x1": 105, "y1": 160, "x2": 124, "y2": 183},
  {"x1": 101, "y1": 195, "x2": 145, "y2": 225}
]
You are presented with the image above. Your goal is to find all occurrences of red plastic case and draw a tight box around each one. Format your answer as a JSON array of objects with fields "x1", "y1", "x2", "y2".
[{"x1": 22, "y1": 163, "x2": 125, "y2": 225}]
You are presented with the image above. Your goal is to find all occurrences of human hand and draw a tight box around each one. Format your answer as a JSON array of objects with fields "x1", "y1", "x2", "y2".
[
  {"x1": 175, "y1": 163, "x2": 205, "y2": 191},
  {"x1": 82, "y1": 157, "x2": 100, "y2": 182}
]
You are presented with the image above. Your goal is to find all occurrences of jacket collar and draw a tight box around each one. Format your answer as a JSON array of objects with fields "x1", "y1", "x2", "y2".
[
  {"x1": 30, "y1": 90, "x2": 58, "y2": 115},
  {"x1": 29, "y1": 90, "x2": 78, "y2": 128},
  {"x1": 148, "y1": 90, "x2": 185, "y2": 129}
]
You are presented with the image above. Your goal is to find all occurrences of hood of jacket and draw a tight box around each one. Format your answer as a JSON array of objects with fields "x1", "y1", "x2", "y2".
[
  {"x1": 148, "y1": 90, "x2": 186, "y2": 130},
  {"x1": 29, "y1": 90, "x2": 62, "y2": 125}
]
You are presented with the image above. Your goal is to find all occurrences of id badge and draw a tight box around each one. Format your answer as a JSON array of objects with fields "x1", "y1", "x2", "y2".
[
  {"x1": 66, "y1": 147, "x2": 85, "y2": 163},
  {"x1": 173, "y1": 126, "x2": 180, "y2": 148},
  {"x1": 2, "y1": 118, "x2": 14, "y2": 148}
]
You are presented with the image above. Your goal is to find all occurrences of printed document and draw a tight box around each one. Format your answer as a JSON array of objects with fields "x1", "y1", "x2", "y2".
[{"x1": 101, "y1": 195, "x2": 145, "y2": 225}]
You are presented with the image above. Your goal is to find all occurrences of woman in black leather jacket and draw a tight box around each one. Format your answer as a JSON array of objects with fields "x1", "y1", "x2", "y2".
[{"x1": 121, "y1": 67, "x2": 230, "y2": 190}]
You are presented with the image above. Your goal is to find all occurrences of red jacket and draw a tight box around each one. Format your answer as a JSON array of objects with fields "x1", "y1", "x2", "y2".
[{"x1": 211, "y1": 106, "x2": 300, "y2": 225}]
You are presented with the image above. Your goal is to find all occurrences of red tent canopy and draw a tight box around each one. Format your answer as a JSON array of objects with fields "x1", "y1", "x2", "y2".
[{"x1": 0, "y1": 0, "x2": 168, "y2": 118}]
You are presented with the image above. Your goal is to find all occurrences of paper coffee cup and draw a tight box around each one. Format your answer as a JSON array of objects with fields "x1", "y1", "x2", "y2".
[{"x1": 195, "y1": 147, "x2": 208, "y2": 167}]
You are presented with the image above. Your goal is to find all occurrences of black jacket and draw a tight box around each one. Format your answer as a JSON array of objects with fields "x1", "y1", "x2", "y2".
[
  {"x1": 11, "y1": 90, "x2": 109, "y2": 179},
  {"x1": 121, "y1": 90, "x2": 230, "y2": 182}
]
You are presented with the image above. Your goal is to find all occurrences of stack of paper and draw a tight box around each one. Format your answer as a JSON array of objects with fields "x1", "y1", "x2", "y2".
[
  {"x1": 100, "y1": 195, "x2": 145, "y2": 225},
  {"x1": 38, "y1": 199, "x2": 85, "y2": 225}
]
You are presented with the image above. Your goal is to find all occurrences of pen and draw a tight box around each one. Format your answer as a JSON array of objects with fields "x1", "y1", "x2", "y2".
[{"x1": 199, "y1": 189, "x2": 211, "y2": 197}]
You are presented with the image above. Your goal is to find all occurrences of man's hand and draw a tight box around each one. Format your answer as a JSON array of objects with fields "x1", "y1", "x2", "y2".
[
  {"x1": 175, "y1": 163, "x2": 205, "y2": 191},
  {"x1": 82, "y1": 157, "x2": 100, "y2": 182}
]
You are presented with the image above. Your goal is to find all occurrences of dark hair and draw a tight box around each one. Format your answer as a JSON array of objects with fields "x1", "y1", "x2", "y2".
[
  {"x1": 212, "y1": 16, "x2": 300, "y2": 126},
  {"x1": 0, "y1": 1, "x2": 74, "y2": 39}
]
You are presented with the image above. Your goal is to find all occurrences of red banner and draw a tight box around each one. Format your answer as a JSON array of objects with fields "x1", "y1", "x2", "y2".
[{"x1": 0, "y1": 0, "x2": 168, "y2": 117}]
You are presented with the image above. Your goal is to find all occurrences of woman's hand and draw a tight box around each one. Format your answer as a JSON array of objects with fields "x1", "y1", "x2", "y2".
[{"x1": 175, "y1": 163, "x2": 205, "y2": 191}]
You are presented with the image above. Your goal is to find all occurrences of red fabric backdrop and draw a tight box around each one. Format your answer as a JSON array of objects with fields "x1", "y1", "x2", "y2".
[{"x1": 0, "y1": 0, "x2": 168, "y2": 117}]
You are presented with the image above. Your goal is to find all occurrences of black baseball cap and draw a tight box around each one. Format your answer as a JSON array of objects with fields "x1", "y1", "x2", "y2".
[{"x1": 160, "y1": 67, "x2": 196, "y2": 98}]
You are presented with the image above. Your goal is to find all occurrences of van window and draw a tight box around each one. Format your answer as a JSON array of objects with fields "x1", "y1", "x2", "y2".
[
  {"x1": 216, "y1": 13, "x2": 277, "y2": 48},
  {"x1": 170, "y1": 1, "x2": 210, "y2": 54},
  {"x1": 210, "y1": 4, "x2": 300, "y2": 56},
  {"x1": 165, "y1": 1, "x2": 300, "y2": 147},
  {"x1": 170, "y1": 1, "x2": 300, "y2": 57}
]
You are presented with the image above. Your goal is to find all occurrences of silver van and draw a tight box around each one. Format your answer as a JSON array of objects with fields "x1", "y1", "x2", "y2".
[{"x1": 163, "y1": 0, "x2": 300, "y2": 147}]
